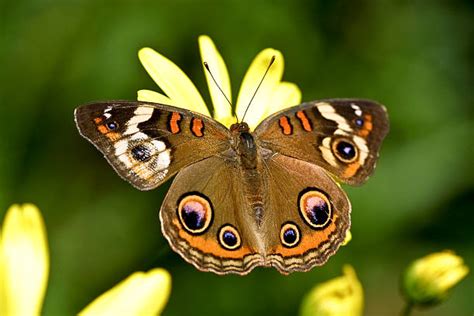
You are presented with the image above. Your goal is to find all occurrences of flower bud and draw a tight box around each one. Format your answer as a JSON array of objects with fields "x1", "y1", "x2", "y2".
[
  {"x1": 402, "y1": 250, "x2": 469, "y2": 306},
  {"x1": 300, "y1": 265, "x2": 363, "y2": 316}
]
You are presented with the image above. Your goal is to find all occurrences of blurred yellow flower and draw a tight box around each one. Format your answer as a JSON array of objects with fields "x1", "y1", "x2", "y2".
[
  {"x1": 341, "y1": 230, "x2": 352, "y2": 246},
  {"x1": 0, "y1": 204, "x2": 171, "y2": 315},
  {"x1": 402, "y1": 250, "x2": 469, "y2": 306},
  {"x1": 138, "y1": 35, "x2": 302, "y2": 130},
  {"x1": 80, "y1": 269, "x2": 171, "y2": 316},
  {"x1": 299, "y1": 265, "x2": 364, "y2": 316},
  {"x1": 0, "y1": 204, "x2": 49, "y2": 316}
]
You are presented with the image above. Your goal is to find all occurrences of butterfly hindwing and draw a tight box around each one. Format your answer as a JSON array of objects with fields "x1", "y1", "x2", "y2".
[
  {"x1": 75, "y1": 101, "x2": 231, "y2": 190},
  {"x1": 255, "y1": 99, "x2": 389, "y2": 185},
  {"x1": 261, "y1": 154, "x2": 351, "y2": 274},
  {"x1": 159, "y1": 156, "x2": 264, "y2": 275},
  {"x1": 159, "y1": 152, "x2": 351, "y2": 275}
]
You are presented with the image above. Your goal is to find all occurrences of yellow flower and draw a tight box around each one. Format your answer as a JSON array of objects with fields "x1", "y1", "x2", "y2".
[
  {"x1": 0, "y1": 204, "x2": 49, "y2": 316},
  {"x1": 402, "y1": 250, "x2": 469, "y2": 306},
  {"x1": 80, "y1": 269, "x2": 171, "y2": 316},
  {"x1": 341, "y1": 230, "x2": 352, "y2": 246},
  {"x1": 138, "y1": 35, "x2": 302, "y2": 130},
  {"x1": 299, "y1": 265, "x2": 364, "y2": 316},
  {"x1": 0, "y1": 204, "x2": 171, "y2": 315}
]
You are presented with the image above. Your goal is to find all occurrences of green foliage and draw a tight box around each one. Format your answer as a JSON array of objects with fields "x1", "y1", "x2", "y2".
[{"x1": 0, "y1": 0, "x2": 472, "y2": 315}]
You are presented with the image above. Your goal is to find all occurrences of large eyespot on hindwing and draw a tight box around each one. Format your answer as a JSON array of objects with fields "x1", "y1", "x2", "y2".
[
  {"x1": 298, "y1": 188, "x2": 332, "y2": 229},
  {"x1": 280, "y1": 222, "x2": 301, "y2": 248},
  {"x1": 331, "y1": 138, "x2": 358, "y2": 163},
  {"x1": 218, "y1": 224, "x2": 241, "y2": 250},
  {"x1": 177, "y1": 192, "x2": 213, "y2": 235}
]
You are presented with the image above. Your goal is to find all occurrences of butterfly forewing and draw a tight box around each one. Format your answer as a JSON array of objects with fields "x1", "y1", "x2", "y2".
[
  {"x1": 254, "y1": 99, "x2": 389, "y2": 185},
  {"x1": 75, "y1": 101, "x2": 231, "y2": 190}
]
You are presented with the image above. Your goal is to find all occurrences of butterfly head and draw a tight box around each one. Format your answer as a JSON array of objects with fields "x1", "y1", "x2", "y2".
[{"x1": 230, "y1": 122, "x2": 250, "y2": 133}]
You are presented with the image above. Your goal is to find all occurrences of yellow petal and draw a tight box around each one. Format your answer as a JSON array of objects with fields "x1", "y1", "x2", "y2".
[
  {"x1": 264, "y1": 81, "x2": 302, "y2": 118},
  {"x1": 138, "y1": 47, "x2": 210, "y2": 116},
  {"x1": 1, "y1": 204, "x2": 49, "y2": 316},
  {"x1": 0, "y1": 236, "x2": 3, "y2": 316},
  {"x1": 137, "y1": 89, "x2": 173, "y2": 104},
  {"x1": 436, "y1": 265, "x2": 469, "y2": 290},
  {"x1": 235, "y1": 48, "x2": 284, "y2": 130},
  {"x1": 80, "y1": 268, "x2": 171, "y2": 316},
  {"x1": 198, "y1": 35, "x2": 235, "y2": 126},
  {"x1": 342, "y1": 230, "x2": 352, "y2": 246}
]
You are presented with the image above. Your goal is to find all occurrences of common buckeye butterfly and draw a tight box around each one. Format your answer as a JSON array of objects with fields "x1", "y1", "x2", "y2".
[{"x1": 75, "y1": 98, "x2": 389, "y2": 274}]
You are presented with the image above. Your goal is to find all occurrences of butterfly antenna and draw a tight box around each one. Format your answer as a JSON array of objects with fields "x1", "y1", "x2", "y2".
[
  {"x1": 240, "y1": 55, "x2": 276, "y2": 123},
  {"x1": 203, "y1": 62, "x2": 235, "y2": 117}
]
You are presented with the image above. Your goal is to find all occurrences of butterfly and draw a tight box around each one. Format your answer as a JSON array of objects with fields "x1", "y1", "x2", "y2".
[{"x1": 75, "y1": 98, "x2": 389, "y2": 275}]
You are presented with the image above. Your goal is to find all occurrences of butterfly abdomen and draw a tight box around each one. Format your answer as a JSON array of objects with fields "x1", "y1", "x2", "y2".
[{"x1": 230, "y1": 125, "x2": 266, "y2": 228}]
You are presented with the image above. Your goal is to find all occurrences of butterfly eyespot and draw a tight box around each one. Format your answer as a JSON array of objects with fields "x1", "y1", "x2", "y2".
[
  {"x1": 355, "y1": 118, "x2": 364, "y2": 127},
  {"x1": 131, "y1": 145, "x2": 152, "y2": 162},
  {"x1": 299, "y1": 188, "x2": 332, "y2": 229},
  {"x1": 332, "y1": 138, "x2": 358, "y2": 163},
  {"x1": 177, "y1": 193, "x2": 213, "y2": 235},
  {"x1": 280, "y1": 222, "x2": 300, "y2": 248},
  {"x1": 106, "y1": 121, "x2": 118, "y2": 130},
  {"x1": 218, "y1": 225, "x2": 241, "y2": 250}
]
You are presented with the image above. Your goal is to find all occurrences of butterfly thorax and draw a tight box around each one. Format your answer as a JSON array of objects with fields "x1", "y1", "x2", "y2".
[{"x1": 230, "y1": 122, "x2": 258, "y2": 170}]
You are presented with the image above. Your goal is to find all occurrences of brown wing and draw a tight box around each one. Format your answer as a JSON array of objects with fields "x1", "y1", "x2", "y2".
[
  {"x1": 260, "y1": 153, "x2": 351, "y2": 274},
  {"x1": 159, "y1": 156, "x2": 264, "y2": 275},
  {"x1": 75, "y1": 101, "x2": 231, "y2": 190},
  {"x1": 159, "y1": 151, "x2": 350, "y2": 275},
  {"x1": 254, "y1": 99, "x2": 389, "y2": 185}
]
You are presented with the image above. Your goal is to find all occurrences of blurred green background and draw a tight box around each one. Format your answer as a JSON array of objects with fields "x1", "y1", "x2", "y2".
[{"x1": 1, "y1": 0, "x2": 473, "y2": 315}]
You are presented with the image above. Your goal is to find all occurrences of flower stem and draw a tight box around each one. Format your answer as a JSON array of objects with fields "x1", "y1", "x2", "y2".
[{"x1": 401, "y1": 302, "x2": 414, "y2": 316}]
